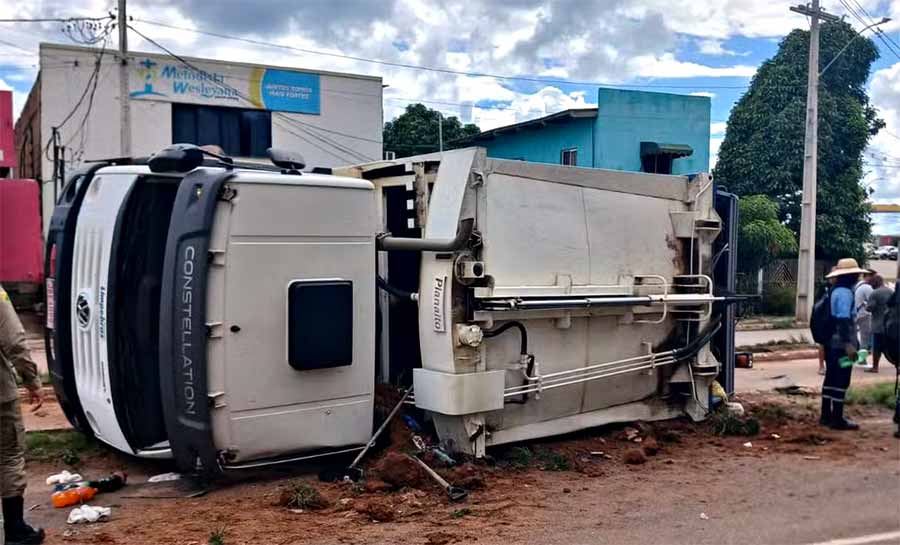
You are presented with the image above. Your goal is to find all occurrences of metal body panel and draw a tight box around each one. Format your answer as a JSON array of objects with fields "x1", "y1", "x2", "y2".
[
  {"x1": 379, "y1": 149, "x2": 725, "y2": 453},
  {"x1": 206, "y1": 175, "x2": 377, "y2": 464}
]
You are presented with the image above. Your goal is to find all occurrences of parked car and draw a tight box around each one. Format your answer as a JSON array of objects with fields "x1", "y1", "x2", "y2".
[{"x1": 874, "y1": 245, "x2": 898, "y2": 260}]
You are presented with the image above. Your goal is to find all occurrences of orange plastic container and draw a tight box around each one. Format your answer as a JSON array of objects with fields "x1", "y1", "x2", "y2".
[{"x1": 51, "y1": 486, "x2": 97, "y2": 508}]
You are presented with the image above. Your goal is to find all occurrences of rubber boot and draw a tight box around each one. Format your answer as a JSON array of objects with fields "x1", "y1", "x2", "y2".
[
  {"x1": 819, "y1": 397, "x2": 832, "y2": 427},
  {"x1": 2, "y1": 496, "x2": 45, "y2": 545},
  {"x1": 828, "y1": 402, "x2": 860, "y2": 431}
]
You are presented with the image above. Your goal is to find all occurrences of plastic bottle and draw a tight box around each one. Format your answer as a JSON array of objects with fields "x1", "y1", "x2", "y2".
[
  {"x1": 839, "y1": 349, "x2": 869, "y2": 368},
  {"x1": 51, "y1": 486, "x2": 97, "y2": 508}
]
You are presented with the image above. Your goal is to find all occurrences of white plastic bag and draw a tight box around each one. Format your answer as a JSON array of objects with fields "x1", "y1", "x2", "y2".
[
  {"x1": 67, "y1": 505, "x2": 111, "y2": 524},
  {"x1": 46, "y1": 470, "x2": 83, "y2": 486}
]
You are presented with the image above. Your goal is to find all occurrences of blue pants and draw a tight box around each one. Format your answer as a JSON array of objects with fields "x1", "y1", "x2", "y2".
[{"x1": 822, "y1": 347, "x2": 853, "y2": 422}]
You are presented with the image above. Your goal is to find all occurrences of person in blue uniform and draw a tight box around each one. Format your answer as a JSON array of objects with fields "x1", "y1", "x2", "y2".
[{"x1": 820, "y1": 258, "x2": 868, "y2": 431}]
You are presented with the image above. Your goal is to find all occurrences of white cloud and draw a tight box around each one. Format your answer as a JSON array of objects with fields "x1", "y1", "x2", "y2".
[
  {"x1": 690, "y1": 91, "x2": 717, "y2": 98},
  {"x1": 629, "y1": 53, "x2": 757, "y2": 78},
  {"x1": 697, "y1": 39, "x2": 748, "y2": 56},
  {"x1": 710, "y1": 121, "x2": 728, "y2": 135},
  {"x1": 865, "y1": 61, "x2": 900, "y2": 203}
]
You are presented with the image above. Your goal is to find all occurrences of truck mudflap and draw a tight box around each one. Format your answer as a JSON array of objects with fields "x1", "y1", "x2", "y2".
[
  {"x1": 159, "y1": 168, "x2": 234, "y2": 474},
  {"x1": 44, "y1": 164, "x2": 107, "y2": 436}
]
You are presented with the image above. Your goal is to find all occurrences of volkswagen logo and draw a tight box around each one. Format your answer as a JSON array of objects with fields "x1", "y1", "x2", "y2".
[{"x1": 75, "y1": 292, "x2": 91, "y2": 329}]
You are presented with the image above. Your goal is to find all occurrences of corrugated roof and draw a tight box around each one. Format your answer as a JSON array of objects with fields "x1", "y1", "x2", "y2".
[{"x1": 454, "y1": 108, "x2": 598, "y2": 144}]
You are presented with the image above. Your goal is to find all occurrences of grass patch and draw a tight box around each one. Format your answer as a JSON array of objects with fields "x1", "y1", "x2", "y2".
[
  {"x1": 208, "y1": 527, "x2": 226, "y2": 545},
  {"x1": 450, "y1": 508, "x2": 471, "y2": 519},
  {"x1": 708, "y1": 410, "x2": 760, "y2": 436},
  {"x1": 535, "y1": 449, "x2": 571, "y2": 471},
  {"x1": 506, "y1": 446, "x2": 535, "y2": 470},
  {"x1": 26, "y1": 430, "x2": 100, "y2": 464},
  {"x1": 750, "y1": 403, "x2": 794, "y2": 424},
  {"x1": 278, "y1": 483, "x2": 329, "y2": 510},
  {"x1": 846, "y1": 382, "x2": 897, "y2": 410}
]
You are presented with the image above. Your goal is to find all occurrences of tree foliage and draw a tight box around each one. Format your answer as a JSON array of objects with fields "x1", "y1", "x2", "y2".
[
  {"x1": 738, "y1": 195, "x2": 798, "y2": 273},
  {"x1": 714, "y1": 20, "x2": 882, "y2": 263},
  {"x1": 383, "y1": 103, "x2": 481, "y2": 158}
]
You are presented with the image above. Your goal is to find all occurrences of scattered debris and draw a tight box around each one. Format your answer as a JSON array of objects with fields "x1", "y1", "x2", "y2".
[
  {"x1": 623, "y1": 427, "x2": 641, "y2": 441},
  {"x1": 724, "y1": 402, "x2": 745, "y2": 417},
  {"x1": 664, "y1": 459, "x2": 675, "y2": 465},
  {"x1": 410, "y1": 455, "x2": 468, "y2": 502},
  {"x1": 699, "y1": 512, "x2": 709, "y2": 520},
  {"x1": 147, "y1": 472, "x2": 181, "y2": 483},
  {"x1": 641, "y1": 437, "x2": 660, "y2": 456},
  {"x1": 47, "y1": 470, "x2": 83, "y2": 486},
  {"x1": 448, "y1": 463, "x2": 485, "y2": 490},
  {"x1": 743, "y1": 442, "x2": 753, "y2": 448},
  {"x1": 27, "y1": 503, "x2": 40, "y2": 512},
  {"x1": 372, "y1": 451, "x2": 428, "y2": 489},
  {"x1": 708, "y1": 410, "x2": 760, "y2": 437},
  {"x1": 623, "y1": 449, "x2": 647, "y2": 465},
  {"x1": 363, "y1": 479, "x2": 393, "y2": 493},
  {"x1": 771, "y1": 433, "x2": 781, "y2": 440},
  {"x1": 803, "y1": 456, "x2": 822, "y2": 461},
  {"x1": 563, "y1": 487, "x2": 572, "y2": 494},
  {"x1": 66, "y1": 505, "x2": 111, "y2": 524},
  {"x1": 354, "y1": 499, "x2": 396, "y2": 522}
]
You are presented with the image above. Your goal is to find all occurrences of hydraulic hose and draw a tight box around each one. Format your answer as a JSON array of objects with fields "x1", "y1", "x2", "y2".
[
  {"x1": 483, "y1": 321, "x2": 533, "y2": 404},
  {"x1": 482, "y1": 321, "x2": 528, "y2": 355},
  {"x1": 376, "y1": 275, "x2": 418, "y2": 302}
]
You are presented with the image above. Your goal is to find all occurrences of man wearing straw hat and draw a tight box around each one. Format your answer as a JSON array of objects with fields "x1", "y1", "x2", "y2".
[{"x1": 821, "y1": 258, "x2": 868, "y2": 430}]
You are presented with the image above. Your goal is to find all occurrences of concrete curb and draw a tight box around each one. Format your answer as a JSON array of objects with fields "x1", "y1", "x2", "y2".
[{"x1": 752, "y1": 348, "x2": 820, "y2": 362}]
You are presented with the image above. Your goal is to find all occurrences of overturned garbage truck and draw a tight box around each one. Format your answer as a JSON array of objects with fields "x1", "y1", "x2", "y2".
[{"x1": 44, "y1": 145, "x2": 739, "y2": 473}]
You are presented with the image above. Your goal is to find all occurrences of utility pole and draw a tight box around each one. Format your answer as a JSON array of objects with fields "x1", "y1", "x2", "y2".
[
  {"x1": 118, "y1": 0, "x2": 131, "y2": 158},
  {"x1": 790, "y1": 1, "x2": 838, "y2": 323}
]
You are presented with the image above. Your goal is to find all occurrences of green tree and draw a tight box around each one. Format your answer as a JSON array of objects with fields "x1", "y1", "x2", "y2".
[
  {"x1": 714, "y1": 20, "x2": 883, "y2": 263},
  {"x1": 737, "y1": 195, "x2": 798, "y2": 274},
  {"x1": 383, "y1": 103, "x2": 480, "y2": 158}
]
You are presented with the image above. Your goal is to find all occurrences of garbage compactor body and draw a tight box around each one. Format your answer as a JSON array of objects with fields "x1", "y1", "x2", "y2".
[
  {"x1": 46, "y1": 146, "x2": 731, "y2": 471},
  {"x1": 343, "y1": 148, "x2": 726, "y2": 456}
]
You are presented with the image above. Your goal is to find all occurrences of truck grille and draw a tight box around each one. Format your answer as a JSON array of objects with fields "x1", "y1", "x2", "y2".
[{"x1": 71, "y1": 227, "x2": 107, "y2": 400}]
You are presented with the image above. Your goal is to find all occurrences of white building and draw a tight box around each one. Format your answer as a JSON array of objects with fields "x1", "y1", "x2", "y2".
[{"x1": 17, "y1": 43, "x2": 383, "y2": 232}]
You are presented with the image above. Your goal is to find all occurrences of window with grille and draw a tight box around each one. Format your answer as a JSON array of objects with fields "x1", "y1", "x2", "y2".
[{"x1": 561, "y1": 148, "x2": 577, "y2": 166}]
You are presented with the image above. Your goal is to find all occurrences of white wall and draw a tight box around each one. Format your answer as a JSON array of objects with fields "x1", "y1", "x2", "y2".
[{"x1": 38, "y1": 44, "x2": 383, "y2": 232}]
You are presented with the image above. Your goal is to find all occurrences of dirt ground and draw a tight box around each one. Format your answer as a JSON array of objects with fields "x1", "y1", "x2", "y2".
[{"x1": 21, "y1": 392, "x2": 900, "y2": 545}]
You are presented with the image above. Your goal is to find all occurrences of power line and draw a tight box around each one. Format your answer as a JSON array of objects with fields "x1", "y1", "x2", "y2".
[
  {"x1": 838, "y1": 0, "x2": 900, "y2": 59},
  {"x1": 132, "y1": 17, "x2": 760, "y2": 91},
  {"x1": 0, "y1": 15, "x2": 113, "y2": 23},
  {"x1": 847, "y1": 0, "x2": 900, "y2": 56}
]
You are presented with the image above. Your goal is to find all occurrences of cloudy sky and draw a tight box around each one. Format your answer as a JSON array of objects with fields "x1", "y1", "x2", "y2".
[{"x1": 1, "y1": 0, "x2": 899, "y2": 208}]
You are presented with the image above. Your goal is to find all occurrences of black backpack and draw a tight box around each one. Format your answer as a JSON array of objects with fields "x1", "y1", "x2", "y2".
[
  {"x1": 883, "y1": 289, "x2": 898, "y2": 366},
  {"x1": 809, "y1": 289, "x2": 833, "y2": 345}
]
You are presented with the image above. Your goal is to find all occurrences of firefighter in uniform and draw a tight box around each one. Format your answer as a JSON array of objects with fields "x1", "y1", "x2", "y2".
[{"x1": 0, "y1": 286, "x2": 45, "y2": 545}]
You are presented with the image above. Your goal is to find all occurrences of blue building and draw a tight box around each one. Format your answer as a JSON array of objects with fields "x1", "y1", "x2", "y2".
[{"x1": 461, "y1": 88, "x2": 711, "y2": 175}]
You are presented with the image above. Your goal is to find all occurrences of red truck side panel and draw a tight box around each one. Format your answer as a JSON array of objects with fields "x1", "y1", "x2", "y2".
[{"x1": 0, "y1": 179, "x2": 43, "y2": 283}]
